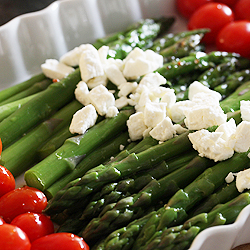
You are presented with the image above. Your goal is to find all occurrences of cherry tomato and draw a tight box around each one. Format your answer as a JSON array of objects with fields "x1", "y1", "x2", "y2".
[
  {"x1": 176, "y1": 0, "x2": 213, "y2": 19},
  {"x1": 0, "y1": 186, "x2": 47, "y2": 223},
  {"x1": 216, "y1": 20, "x2": 250, "y2": 58},
  {"x1": 30, "y1": 232, "x2": 89, "y2": 250},
  {"x1": 217, "y1": 0, "x2": 239, "y2": 7},
  {"x1": 11, "y1": 212, "x2": 54, "y2": 242},
  {"x1": 0, "y1": 165, "x2": 15, "y2": 198},
  {"x1": 0, "y1": 224, "x2": 31, "y2": 250},
  {"x1": 188, "y1": 3, "x2": 234, "y2": 44},
  {"x1": 234, "y1": 0, "x2": 250, "y2": 21}
]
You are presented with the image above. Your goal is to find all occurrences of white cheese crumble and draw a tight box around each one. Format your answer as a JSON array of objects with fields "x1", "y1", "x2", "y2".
[
  {"x1": 69, "y1": 104, "x2": 98, "y2": 134},
  {"x1": 41, "y1": 59, "x2": 75, "y2": 80},
  {"x1": 240, "y1": 100, "x2": 250, "y2": 121},
  {"x1": 88, "y1": 85, "x2": 116, "y2": 116}
]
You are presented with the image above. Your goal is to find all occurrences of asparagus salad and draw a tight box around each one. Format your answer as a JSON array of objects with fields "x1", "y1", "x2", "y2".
[{"x1": 1, "y1": 15, "x2": 250, "y2": 250}]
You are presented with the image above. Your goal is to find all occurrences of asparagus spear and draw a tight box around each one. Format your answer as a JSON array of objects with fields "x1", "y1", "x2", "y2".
[
  {"x1": 45, "y1": 131, "x2": 131, "y2": 199},
  {"x1": 24, "y1": 109, "x2": 133, "y2": 191},
  {"x1": 0, "y1": 73, "x2": 46, "y2": 103},
  {"x1": 101, "y1": 17, "x2": 175, "y2": 59},
  {"x1": 150, "y1": 29, "x2": 209, "y2": 53},
  {"x1": 214, "y1": 69, "x2": 250, "y2": 97},
  {"x1": 0, "y1": 68, "x2": 81, "y2": 149},
  {"x1": 144, "y1": 192, "x2": 250, "y2": 250},
  {"x1": 0, "y1": 78, "x2": 52, "y2": 106},
  {"x1": 190, "y1": 181, "x2": 239, "y2": 216},
  {"x1": 44, "y1": 131, "x2": 193, "y2": 215},
  {"x1": 0, "y1": 100, "x2": 82, "y2": 177},
  {"x1": 219, "y1": 80, "x2": 250, "y2": 113},
  {"x1": 0, "y1": 93, "x2": 39, "y2": 122},
  {"x1": 197, "y1": 57, "x2": 250, "y2": 89},
  {"x1": 159, "y1": 33, "x2": 206, "y2": 62}
]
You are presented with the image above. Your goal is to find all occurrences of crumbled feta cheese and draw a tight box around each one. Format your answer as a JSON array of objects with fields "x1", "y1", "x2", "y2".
[
  {"x1": 98, "y1": 45, "x2": 109, "y2": 65},
  {"x1": 215, "y1": 118, "x2": 236, "y2": 143},
  {"x1": 41, "y1": 59, "x2": 75, "y2": 80},
  {"x1": 119, "y1": 144, "x2": 125, "y2": 151},
  {"x1": 104, "y1": 63, "x2": 127, "y2": 87},
  {"x1": 127, "y1": 112, "x2": 147, "y2": 141},
  {"x1": 184, "y1": 105, "x2": 227, "y2": 130},
  {"x1": 123, "y1": 48, "x2": 163, "y2": 79},
  {"x1": 236, "y1": 168, "x2": 250, "y2": 192},
  {"x1": 188, "y1": 81, "x2": 222, "y2": 101},
  {"x1": 191, "y1": 92, "x2": 221, "y2": 107},
  {"x1": 149, "y1": 117, "x2": 175, "y2": 142},
  {"x1": 136, "y1": 72, "x2": 166, "y2": 93},
  {"x1": 170, "y1": 100, "x2": 195, "y2": 123},
  {"x1": 69, "y1": 104, "x2": 98, "y2": 134},
  {"x1": 74, "y1": 81, "x2": 90, "y2": 106},
  {"x1": 87, "y1": 75, "x2": 108, "y2": 89},
  {"x1": 188, "y1": 130, "x2": 234, "y2": 162},
  {"x1": 79, "y1": 45, "x2": 104, "y2": 82},
  {"x1": 106, "y1": 106, "x2": 119, "y2": 118},
  {"x1": 144, "y1": 102, "x2": 166, "y2": 128},
  {"x1": 59, "y1": 44, "x2": 94, "y2": 67},
  {"x1": 240, "y1": 100, "x2": 250, "y2": 121},
  {"x1": 225, "y1": 172, "x2": 235, "y2": 183},
  {"x1": 233, "y1": 121, "x2": 250, "y2": 153},
  {"x1": 160, "y1": 88, "x2": 176, "y2": 108},
  {"x1": 88, "y1": 85, "x2": 115, "y2": 116},
  {"x1": 118, "y1": 82, "x2": 138, "y2": 97},
  {"x1": 115, "y1": 96, "x2": 130, "y2": 109},
  {"x1": 173, "y1": 124, "x2": 188, "y2": 135}
]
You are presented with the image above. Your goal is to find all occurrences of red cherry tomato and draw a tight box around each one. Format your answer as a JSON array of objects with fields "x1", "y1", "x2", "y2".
[
  {"x1": 216, "y1": 20, "x2": 250, "y2": 59},
  {"x1": 30, "y1": 232, "x2": 89, "y2": 250},
  {"x1": 234, "y1": 0, "x2": 250, "y2": 21},
  {"x1": 176, "y1": 0, "x2": 213, "y2": 19},
  {"x1": 0, "y1": 165, "x2": 15, "y2": 197},
  {"x1": 188, "y1": 3, "x2": 234, "y2": 44},
  {"x1": 0, "y1": 224, "x2": 31, "y2": 250},
  {"x1": 11, "y1": 212, "x2": 54, "y2": 242},
  {"x1": 0, "y1": 186, "x2": 47, "y2": 223},
  {"x1": 217, "y1": 0, "x2": 239, "y2": 7}
]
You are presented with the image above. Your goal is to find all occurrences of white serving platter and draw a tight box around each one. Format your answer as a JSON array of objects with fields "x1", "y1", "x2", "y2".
[{"x1": 0, "y1": 0, "x2": 250, "y2": 249}]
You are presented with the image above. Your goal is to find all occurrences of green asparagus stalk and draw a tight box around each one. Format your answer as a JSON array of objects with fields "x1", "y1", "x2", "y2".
[
  {"x1": 80, "y1": 154, "x2": 215, "y2": 243},
  {"x1": 197, "y1": 57, "x2": 250, "y2": 89},
  {"x1": 190, "y1": 181, "x2": 239, "y2": 216},
  {"x1": 0, "y1": 73, "x2": 46, "y2": 103},
  {"x1": 150, "y1": 29, "x2": 209, "y2": 52},
  {"x1": 37, "y1": 125, "x2": 74, "y2": 160},
  {"x1": 0, "y1": 69, "x2": 81, "y2": 149},
  {"x1": 156, "y1": 51, "x2": 241, "y2": 80},
  {"x1": 0, "y1": 78, "x2": 52, "y2": 106},
  {"x1": 144, "y1": 192, "x2": 250, "y2": 250},
  {"x1": 24, "y1": 109, "x2": 133, "y2": 191},
  {"x1": 159, "y1": 33, "x2": 205, "y2": 62},
  {"x1": 214, "y1": 69, "x2": 250, "y2": 97},
  {"x1": 0, "y1": 100, "x2": 82, "y2": 177},
  {"x1": 44, "y1": 131, "x2": 193, "y2": 216},
  {"x1": 219, "y1": 80, "x2": 250, "y2": 113},
  {"x1": 102, "y1": 17, "x2": 175, "y2": 59},
  {"x1": 45, "y1": 131, "x2": 131, "y2": 199},
  {"x1": 0, "y1": 93, "x2": 39, "y2": 122}
]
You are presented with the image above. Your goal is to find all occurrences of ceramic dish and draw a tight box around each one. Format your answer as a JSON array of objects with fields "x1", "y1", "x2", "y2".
[{"x1": 0, "y1": 0, "x2": 250, "y2": 249}]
